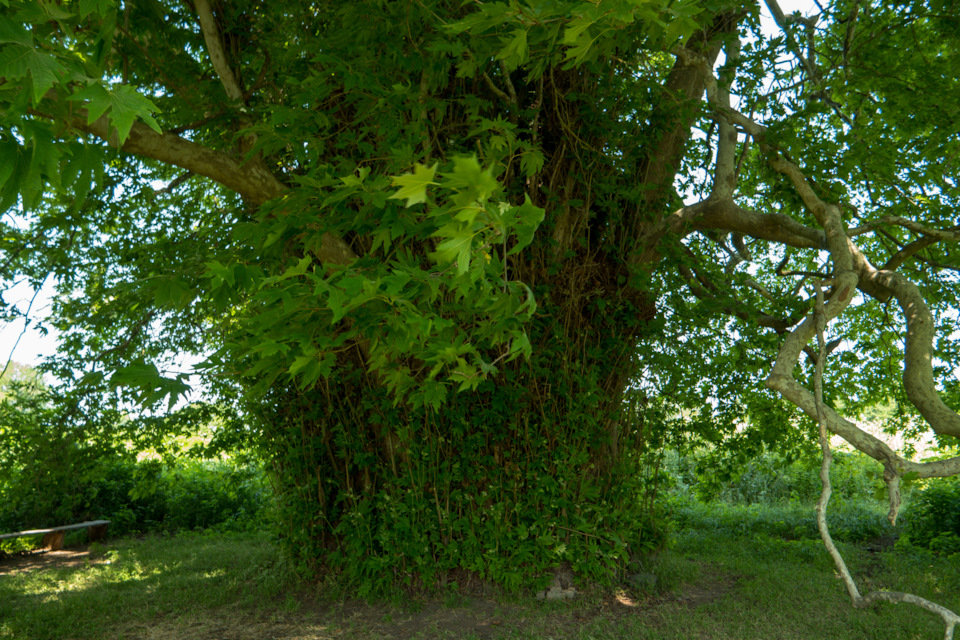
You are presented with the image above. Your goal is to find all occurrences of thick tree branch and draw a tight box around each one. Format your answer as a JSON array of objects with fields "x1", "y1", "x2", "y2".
[
  {"x1": 710, "y1": 38, "x2": 741, "y2": 200},
  {"x1": 680, "y1": 198, "x2": 823, "y2": 249},
  {"x1": 852, "y1": 251, "x2": 960, "y2": 439},
  {"x1": 627, "y1": 12, "x2": 740, "y2": 260},
  {"x1": 58, "y1": 109, "x2": 357, "y2": 267}
]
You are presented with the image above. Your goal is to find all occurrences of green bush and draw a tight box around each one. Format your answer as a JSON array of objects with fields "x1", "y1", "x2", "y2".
[
  {"x1": 83, "y1": 459, "x2": 271, "y2": 537},
  {"x1": 1, "y1": 448, "x2": 271, "y2": 541},
  {"x1": 663, "y1": 449, "x2": 889, "y2": 507},
  {"x1": 901, "y1": 477, "x2": 960, "y2": 552},
  {"x1": 668, "y1": 495, "x2": 892, "y2": 544},
  {"x1": 0, "y1": 373, "x2": 271, "y2": 541}
]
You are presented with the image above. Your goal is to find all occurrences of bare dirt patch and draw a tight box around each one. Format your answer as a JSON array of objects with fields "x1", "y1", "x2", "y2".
[
  {"x1": 114, "y1": 598, "x2": 527, "y2": 640},
  {"x1": 105, "y1": 577, "x2": 745, "y2": 640}
]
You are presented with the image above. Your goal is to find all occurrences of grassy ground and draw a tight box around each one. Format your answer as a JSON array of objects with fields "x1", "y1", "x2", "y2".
[{"x1": 2, "y1": 506, "x2": 958, "y2": 640}]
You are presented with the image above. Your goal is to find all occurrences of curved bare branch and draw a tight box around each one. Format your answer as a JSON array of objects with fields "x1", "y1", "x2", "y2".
[
  {"x1": 852, "y1": 251, "x2": 960, "y2": 439},
  {"x1": 699, "y1": 94, "x2": 960, "y2": 445},
  {"x1": 811, "y1": 286, "x2": 960, "y2": 640}
]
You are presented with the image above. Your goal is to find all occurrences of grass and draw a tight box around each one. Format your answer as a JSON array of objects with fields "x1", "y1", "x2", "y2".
[{"x1": 2, "y1": 503, "x2": 958, "y2": 640}]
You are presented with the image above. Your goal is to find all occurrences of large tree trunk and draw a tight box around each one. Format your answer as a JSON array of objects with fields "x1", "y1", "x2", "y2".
[{"x1": 257, "y1": 245, "x2": 659, "y2": 589}]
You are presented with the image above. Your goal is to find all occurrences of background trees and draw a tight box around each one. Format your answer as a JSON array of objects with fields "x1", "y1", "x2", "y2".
[{"x1": 1, "y1": 0, "x2": 959, "y2": 615}]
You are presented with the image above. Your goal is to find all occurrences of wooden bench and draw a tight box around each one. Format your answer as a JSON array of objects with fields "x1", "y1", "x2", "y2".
[{"x1": 0, "y1": 520, "x2": 110, "y2": 551}]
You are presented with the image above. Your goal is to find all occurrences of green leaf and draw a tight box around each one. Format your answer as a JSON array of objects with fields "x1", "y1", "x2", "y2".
[
  {"x1": 109, "y1": 362, "x2": 161, "y2": 389},
  {"x1": 0, "y1": 138, "x2": 18, "y2": 188},
  {"x1": 520, "y1": 147, "x2": 544, "y2": 178},
  {"x1": 496, "y1": 28, "x2": 528, "y2": 70},
  {"x1": 389, "y1": 162, "x2": 438, "y2": 207},
  {"x1": 501, "y1": 196, "x2": 545, "y2": 255},
  {"x1": 0, "y1": 44, "x2": 63, "y2": 103},
  {"x1": 563, "y1": 17, "x2": 595, "y2": 45},
  {"x1": 68, "y1": 83, "x2": 161, "y2": 143},
  {"x1": 79, "y1": 0, "x2": 116, "y2": 18},
  {"x1": 433, "y1": 235, "x2": 474, "y2": 275},
  {"x1": 444, "y1": 155, "x2": 498, "y2": 207},
  {"x1": 0, "y1": 21, "x2": 32, "y2": 46}
]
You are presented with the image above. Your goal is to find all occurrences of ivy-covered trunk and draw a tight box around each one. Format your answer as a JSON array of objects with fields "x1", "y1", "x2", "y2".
[
  {"x1": 257, "y1": 254, "x2": 659, "y2": 593},
  {"x1": 212, "y1": 3, "x2": 723, "y2": 594}
]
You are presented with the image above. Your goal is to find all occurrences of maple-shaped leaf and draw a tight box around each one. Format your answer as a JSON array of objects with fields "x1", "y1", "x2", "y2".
[
  {"x1": 0, "y1": 44, "x2": 63, "y2": 104},
  {"x1": 68, "y1": 83, "x2": 162, "y2": 144},
  {"x1": 388, "y1": 162, "x2": 438, "y2": 207}
]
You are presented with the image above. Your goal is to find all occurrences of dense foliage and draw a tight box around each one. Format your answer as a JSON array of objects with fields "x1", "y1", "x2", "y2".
[
  {"x1": 2, "y1": 0, "x2": 960, "y2": 608},
  {"x1": 0, "y1": 366, "x2": 267, "y2": 546},
  {"x1": 902, "y1": 477, "x2": 960, "y2": 555}
]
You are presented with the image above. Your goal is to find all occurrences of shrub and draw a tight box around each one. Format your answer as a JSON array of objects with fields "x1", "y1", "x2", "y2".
[
  {"x1": 901, "y1": 477, "x2": 960, "y2": 552},
  {"x1": 663, "y1": 448, "x2": 889, "y2": 507},
  {"x1": 87, "y1": 459, "x2": 271, "y2": 536},
  {"x1": 0, "y1": 374, "x2": 271, "y2": 540},
  {"x1": 1, "y1": 455, "x2": 271, "y2": 542},
  {"x1": 668, "y1": 496, "x2": 892, "y2": 544}
]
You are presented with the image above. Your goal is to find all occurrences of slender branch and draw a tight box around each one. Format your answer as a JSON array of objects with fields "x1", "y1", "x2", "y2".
[
  {"x1": 481, "y1": 72, "x2": 512, "y2": 104},
  {"x1": 92, "y1": 312, "x2": 155, "y2": 364},
  {"x1": 859, "y1": 591, "x2": 958, "y2": 640},
  {"x1": 811, "y1": 291, "x2": 959, "y2": 640},
  {"x1": 500, "y1": 61, "x2": 518, "y2": 106},
  {"x1": 882, "y1": 236, "x2": 938, "y2": 271},
  {"x1": 848, "y1": 215, "x2": 960, "y2": 241},
  {"x1": 763, "y1": 0, "x2": 820, "y2": 80},
  {"x1": 841, "y1": 1, "x2": 860, "y2": 76},
  {"x1": 677, "y1": 262, "x2": 797, "y2": 332},
  {"x1": 156, "y1": 172, "x2": 194, "y2": 194},
  {"x1": 811, "y1": 282, "x2": 862, "y2": 603},
  {"x1": 1, "y1": 276, "x2": 49, "y2": 381},
  {"x1": 195, "y1": 0, "x2": 245, "y2": 105},
  {"x1": 194, "y1": 0, "x2": 260, "y2": 156}
]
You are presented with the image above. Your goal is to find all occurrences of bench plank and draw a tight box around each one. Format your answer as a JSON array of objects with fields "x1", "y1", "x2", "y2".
[{"x1": 0, "y1": 520, "x2": 111, "y2": 543}]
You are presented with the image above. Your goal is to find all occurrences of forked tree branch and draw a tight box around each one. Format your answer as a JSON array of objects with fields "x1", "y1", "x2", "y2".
[
  {"x1": 699, "y1": 85, "x2": 960, "y2": 443},
  {"x1": 811, "y1": 284, "x2": 960, "y2": 640}
]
